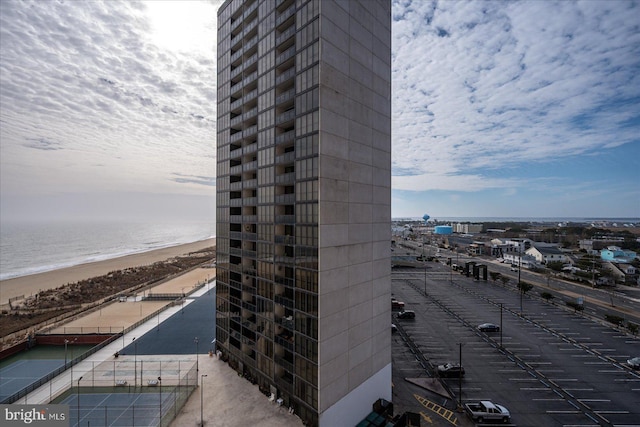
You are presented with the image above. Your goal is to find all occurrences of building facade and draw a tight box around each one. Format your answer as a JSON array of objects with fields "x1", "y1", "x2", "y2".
[{"x1": 215, "y1": 1, "x2": 392, "y2": 426}]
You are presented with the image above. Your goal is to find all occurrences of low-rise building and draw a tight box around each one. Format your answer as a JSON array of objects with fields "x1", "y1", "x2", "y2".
[
  {"x1": 600, "y1": 246, "x2": 637, "y2": 263},
  {"x1": 526, "y1": 244, "x2": 567, "y2": 265}
]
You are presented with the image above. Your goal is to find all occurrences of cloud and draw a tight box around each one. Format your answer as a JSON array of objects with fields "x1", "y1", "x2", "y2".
[
  {"x1": 23, "y1": 137, "x2": 64, "y2": 151},
  {"x1": 0, "y1": 0, "x2": 219, "y2": 198},
  {"x1": 171, "y1": 173, "x2": 216, "y2": 187},
  {"x1": 391, "y1": 0, "x2": 640, "y2": 192}
]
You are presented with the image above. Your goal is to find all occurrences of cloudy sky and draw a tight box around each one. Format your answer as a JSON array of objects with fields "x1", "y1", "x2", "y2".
[{"x1": 1, "y1": 0, "x2": 638, "y2": 223}]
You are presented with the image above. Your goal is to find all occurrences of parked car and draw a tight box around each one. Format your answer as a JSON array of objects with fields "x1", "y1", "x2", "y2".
[
  {"x1": 478, "y1": 323, "x2": 500, "y2": 332},
  {"x1": 396, "y1": 310, "x2": 415, "y2": 319},
  {"x1": 391, "y1": 324, "x2": 398, "y2": 333},
  {"x1": 437, "y1": 363, "x2": 465, "y2": 378},
  {"x1": 464, "y1": 400, "x2": 510, "y2": 423},
  {"x1": 391, "y1": 297, "x2": 405, "y2": 310},
  {"x1": 510, "y1": 264, "x2": 519, "y2": 271},
  {"x1": 627, "y1": 357, "x2": 640, "y2": 369}
]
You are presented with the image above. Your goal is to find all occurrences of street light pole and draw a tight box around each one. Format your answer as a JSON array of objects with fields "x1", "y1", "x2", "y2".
[
  {"x1": 77, "y1": 376, "x2": 83, "y2": 427},
  {"x1": 132, "y1": 337, "x2": 137, "y2": 388},
  {"x1": 518, "y1": 243, "x2": 523, "y2": 314},
  {"x1": 458, "y1": 343, "x2": 463, "y2": 410},
  {"x1": 158, "y1": 376, "x2": 162, "y2": 426},
  {"x1": 500, "y1": 303, "x2": 503, "y2": 348},
  {"x1": 194, "y1": 337, "x2": 199, "y2": 373},
  {"x1": 200, "y1": 374, "x2": 208, "y2": 426}
]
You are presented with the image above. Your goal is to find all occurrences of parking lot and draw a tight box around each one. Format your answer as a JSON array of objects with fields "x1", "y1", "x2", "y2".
[{"x1": 390, "y1": 262, "x2": 640, "y2": 426}]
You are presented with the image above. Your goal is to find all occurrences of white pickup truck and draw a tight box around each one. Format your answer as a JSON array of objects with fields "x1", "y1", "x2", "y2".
[{"x1": 464, "y1": 400, "x2": 511, "y2": 423}]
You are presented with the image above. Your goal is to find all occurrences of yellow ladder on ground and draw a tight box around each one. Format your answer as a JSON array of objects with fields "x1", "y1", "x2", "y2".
[{"x1": 414, "y1": 394, "x2": 458, "y2": 426}]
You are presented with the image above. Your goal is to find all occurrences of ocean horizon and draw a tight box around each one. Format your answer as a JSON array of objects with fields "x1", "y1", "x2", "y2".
[
  {"x1": 0, "y1": 219, "x2": 215, "y2": 281},
  {"x1": 393, "y1": 216, "x2": 640, "y2": 224}
]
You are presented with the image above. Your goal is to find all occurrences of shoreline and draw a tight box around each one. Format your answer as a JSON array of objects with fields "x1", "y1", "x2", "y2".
[{"x1": 0, "y1": 238, "x2": 216, "y2": 306}]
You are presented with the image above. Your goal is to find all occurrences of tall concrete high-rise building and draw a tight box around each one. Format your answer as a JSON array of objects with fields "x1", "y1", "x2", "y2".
[{"x1": 215, "y1": 1, "x2": 391, "y2": 425}]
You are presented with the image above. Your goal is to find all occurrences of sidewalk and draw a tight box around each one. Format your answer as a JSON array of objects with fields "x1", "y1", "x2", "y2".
[{"x1": 169, "y1": 355, "x2": 303, "y2": 427}]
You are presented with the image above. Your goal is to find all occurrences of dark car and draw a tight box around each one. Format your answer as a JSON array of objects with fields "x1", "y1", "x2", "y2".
[
  {"x1": 627, "y1": 357, "x2": 640, "y2": 369},
  {"x1": 437, "y1": 363, "x2": 465, "y2": 378},
  {"x1": 396, "y1": 310, "x2": 415, "y2": 319},
  {"x1": 478, "y1": 323, "x2": 500, "y2": 332}
]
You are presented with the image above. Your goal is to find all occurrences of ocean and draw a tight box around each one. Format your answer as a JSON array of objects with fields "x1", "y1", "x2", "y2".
[{"x1": 0, "y1": 220, "x2": 215, "y2": 281}]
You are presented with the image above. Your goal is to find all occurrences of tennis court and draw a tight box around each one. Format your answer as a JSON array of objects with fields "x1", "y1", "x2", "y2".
[
  {"x1": 0, "y1": 359, "x2": 62, "y2": 402},
  {"x1": 0, "y1": 345, "x2": 95, "y2": 403},
  {"x1": 61, "y1": 389, "x2": 181, "y2": 427},
  {"x1": 52, "y1": 357, "x2": 197, "y2": 427}
]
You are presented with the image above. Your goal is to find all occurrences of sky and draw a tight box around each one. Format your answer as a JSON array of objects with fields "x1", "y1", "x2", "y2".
[{"x1": 0, "y1": 0, "x2": 638, "y2": 223}]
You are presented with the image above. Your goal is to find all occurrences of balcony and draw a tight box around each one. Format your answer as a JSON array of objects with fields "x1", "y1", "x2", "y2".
[
  {"x1": 275, "y1": 130, "x2": 295, "y2": 144},
  {"x1": 230, "y1": 114, "x2": 243, "y2": 127},
  {"x1": 243, "y1": 142, "x2": 258, "y2": 155},
  {"x1": 242, "y1": 249, "x2": 257, "y2": 258},
  {"x1": 275, "y1": 193, "x2": 295, "y2": 204},
  {"x1": 275, "y1": 151, "x2": 295, "y2": 165},
  {"x1": 275, "y1": 215, "x2": 295, "y2": 224},
  {"x1": 275, "y1": 374, "x2": 294, "y2": 396},
  {"x1": 243, "y1": 125, "x2": 258, "y2": 138},
  {"x1": 243, "y1": 18, "x2": 258, "y2": 36},
  {"x1": 276, "y1": 46, "x2": 296, "y2": 65},
  {"x1": 244, "y1": 107, "x2": 258, "y2": 121},
  {"x1": 276, "y1": 109, "x2": 296, "y2": 125},
  {"x1": 275, "y1": 334, "x2": 294, "y2": 351},
  {"x1": 230, "y1": 48, "x2": 243, "y2": 64},
  {"x1": 242, "y1": 196, "x2": 257, "y2": 206},
  {"x1": 275, "y1": 4, "x2": 295, "y2": 27},
  {"x1": 275, "y1": 235, "x2": 295, "y2": 245},
  {"x1": 230, "y1": 132, "x2": 244, "y2": 143},
  {"x1": 230, "y1": 64, "x2": 243, "y2": 79},
  {"x1": 242, "y1": 232, "x2": 257, "y2": 241},
  {"x1": 243, "y1": 178, "x2": 257, "y2": 188},
  {"x1": 276, "y1": 67, "x2": 296, "y2": 86},
  {"x1": 244, "y1": 89, "x2": 258, "y2": 103},
  {"x1": 274, "y1": 275, "x2": 295, "y2": 287},
  {"x1": 230, "y1": 97, "x2": 243, "y2": 111},
  {"x1": 275, "y1": 172, "x2": 295, "y2": 185},
  {"x1": 243, "y1": 1, "x2": 258, "y2": 19},
  {"x1": 244, "y1": 36, "x2": 258, "y2": 53},
  {"x1": 276, "y1": 25, "x2": 296, "y2": 46},
  {"x1": 274, "y1": 355, "x2": 294, "y2": 374},
  {"x1": 242, "y1": 160, "x2": 257, "y2": 171},
  {"x1": 274, "y1": 293, "x2": 294, "y2": 309},
  {"x1": 275, "y1": 88, "x2": 295, "y2": 105},
  {"x1": 244, "y1": 71, "x2": 258, "y2": 86},
  {"x1": 242, "y1": 300, "x2": 256, "y2": 311}
]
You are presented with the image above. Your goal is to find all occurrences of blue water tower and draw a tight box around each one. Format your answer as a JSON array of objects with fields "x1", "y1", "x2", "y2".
[{"x1": 422, "y1": 214, "x2": 430, "y2": 223}]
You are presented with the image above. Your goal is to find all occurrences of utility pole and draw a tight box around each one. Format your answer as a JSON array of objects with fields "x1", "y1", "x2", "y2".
[
  {"x1": 458, "y1": 343, "x2": 463, "y2": 410},
  {"x1": 519, "y1": 243, "x2": 523, "y2": 314},
  {"x1": 200, "y1": 374, "x2": 208, "y2": 426}
]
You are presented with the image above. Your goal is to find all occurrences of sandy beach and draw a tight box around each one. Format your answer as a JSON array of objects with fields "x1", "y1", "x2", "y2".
[{"x1": 0, "y1": 238, "x2": 215, "y2": 306}]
